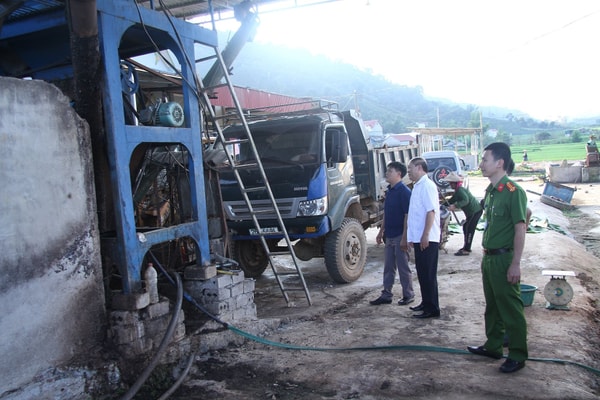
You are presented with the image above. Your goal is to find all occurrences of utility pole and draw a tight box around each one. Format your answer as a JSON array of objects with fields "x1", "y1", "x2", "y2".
[{"x1": 479, "y1": 111, "x2": 484, "y2": 155}]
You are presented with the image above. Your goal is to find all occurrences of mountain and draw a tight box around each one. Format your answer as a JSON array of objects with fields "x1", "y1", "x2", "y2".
[{"x1": 228, "y1": 40, "x2": 593, "y2": 134}]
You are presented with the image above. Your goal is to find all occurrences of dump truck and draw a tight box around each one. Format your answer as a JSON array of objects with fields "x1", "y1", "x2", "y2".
[{"x1": 209, "y1": 106, "x2": 419, "y2": 283}]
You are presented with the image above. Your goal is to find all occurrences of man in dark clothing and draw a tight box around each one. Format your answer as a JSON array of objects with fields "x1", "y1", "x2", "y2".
[{"x1": 370, "y1": 162, "x2": 414, "y2": 306}]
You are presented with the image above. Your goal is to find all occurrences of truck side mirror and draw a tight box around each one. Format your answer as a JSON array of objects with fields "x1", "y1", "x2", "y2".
[{"x1": 326, "y1": 128, "x2": 349, "y2": 163}]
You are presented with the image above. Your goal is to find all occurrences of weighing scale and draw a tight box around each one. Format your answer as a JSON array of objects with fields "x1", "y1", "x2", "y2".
[{"x1": 542, "y1": 270, "x2": 575, "y2": 310}]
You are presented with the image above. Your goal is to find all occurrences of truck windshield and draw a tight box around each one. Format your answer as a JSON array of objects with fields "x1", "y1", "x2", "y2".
[{"x1": 230, "y1": 125, "x2": 321, "y2": 164}]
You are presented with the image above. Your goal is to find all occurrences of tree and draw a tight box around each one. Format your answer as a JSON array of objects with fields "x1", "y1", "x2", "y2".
[
  {"x1": 535, "y1": 131, "x2": 552, "y2": 143},
  {"x1": 468, "y1": 109, "x2": 481, "y2": 128},
  {"x1": 571, "y1": 131, "x2": 582, "y2": 143},
  {"x1": 498, "y1": 131, "x2": 512, "y2": 146}
]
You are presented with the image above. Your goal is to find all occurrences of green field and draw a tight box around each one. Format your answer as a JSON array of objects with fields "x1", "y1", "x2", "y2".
[
  {"x1": 510, "y1": 142, "x2": 588, "y2": 163},
  {"x1": 459, "y1": 142, "x2": 589, "y2": 164},
  {"x1": 459, "y1": 141, "x2": 590, "y2": 176}
]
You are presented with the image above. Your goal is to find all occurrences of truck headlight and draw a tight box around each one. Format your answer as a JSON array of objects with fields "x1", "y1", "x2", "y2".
[{"x1": 297, "y1": 196, "x2": 328, "y2": 216}]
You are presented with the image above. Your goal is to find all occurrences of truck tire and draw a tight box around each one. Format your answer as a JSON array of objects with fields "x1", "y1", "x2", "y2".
[
  {"x1": 324, "y1": 217, "x2": 366, "y2": 283},
  {"x1": 233, "y1": 240, "x2": 268, "y2": 278}
]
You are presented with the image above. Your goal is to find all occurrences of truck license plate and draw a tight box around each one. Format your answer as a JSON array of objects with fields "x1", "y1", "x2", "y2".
[{"x1": 249, "y1": 227, "x2": 279, "y2": 235}]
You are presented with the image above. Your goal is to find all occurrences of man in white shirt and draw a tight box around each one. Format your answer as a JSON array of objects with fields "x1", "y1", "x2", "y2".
[{"x1": 403, "y1": 157, "x2": 441, "y2": 318}]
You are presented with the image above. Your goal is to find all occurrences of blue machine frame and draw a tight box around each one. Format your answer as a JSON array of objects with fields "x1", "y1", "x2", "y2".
[{"x1": 97, "y1": 0, "x2": 217, "y2": 293}]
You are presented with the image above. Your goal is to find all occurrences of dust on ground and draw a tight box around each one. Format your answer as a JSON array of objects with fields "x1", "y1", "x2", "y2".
[{"x1": 173, "y1": 176, "x2": 600, "y2": 400}]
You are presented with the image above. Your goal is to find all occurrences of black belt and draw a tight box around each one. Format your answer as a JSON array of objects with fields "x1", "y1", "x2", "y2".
[{"x1": 483, "y1": 248, "x2": 512, "y2": 256}]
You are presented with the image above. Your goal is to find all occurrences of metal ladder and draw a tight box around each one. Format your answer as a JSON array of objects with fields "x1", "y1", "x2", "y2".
[{"x1": 196, "y1": 47, "x2": 312, "y2": 306}]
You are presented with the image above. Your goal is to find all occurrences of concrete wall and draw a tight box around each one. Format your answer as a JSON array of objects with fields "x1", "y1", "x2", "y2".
[
  {"x1": 546, "y1": 163, "x2": 582, "y2": 183},
  {"x1": 582, "y1": 167, "x2": 600, "y2": 182},
  {"x1": 0, "y1": 78, "x2": 106, "y2": 395}
]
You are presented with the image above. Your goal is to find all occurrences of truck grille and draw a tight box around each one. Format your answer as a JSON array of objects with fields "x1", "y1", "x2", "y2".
[{"x1": 225, "y1": 198, "x2": 299, "y2": 220}]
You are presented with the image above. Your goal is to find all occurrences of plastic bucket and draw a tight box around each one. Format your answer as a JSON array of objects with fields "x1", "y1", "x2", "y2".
[{"x1": 520, "y1": 284, "x2": 537, "y2": 307}]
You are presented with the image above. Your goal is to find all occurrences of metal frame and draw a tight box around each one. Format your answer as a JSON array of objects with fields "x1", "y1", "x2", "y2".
[{"x1": 97, "y1": 0, "x2": 217, "y2": 293}]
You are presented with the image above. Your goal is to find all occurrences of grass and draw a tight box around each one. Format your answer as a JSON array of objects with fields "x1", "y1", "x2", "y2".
[
  {"x1": 462, "y1": 141, "x2": 589, "y2": 177},
  {"x1": 510, "y1": 142, "x2": 587, "y2": 163},
  {"x1": 460, "y1": 142, "x2": 588, "y2": 165}
]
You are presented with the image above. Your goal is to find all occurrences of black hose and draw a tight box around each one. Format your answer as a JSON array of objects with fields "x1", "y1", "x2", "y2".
[
  {"x1": 119, "y1": 272, "x2": 183, "y2": 400},
  {"x1": 157, "y1": 351, "x2": 196, "y2": 400}
]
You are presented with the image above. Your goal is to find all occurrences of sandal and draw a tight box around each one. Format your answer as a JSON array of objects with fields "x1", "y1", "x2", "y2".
[{"x1": 454, "y1": 249, "x2": 470, "y2": 256}]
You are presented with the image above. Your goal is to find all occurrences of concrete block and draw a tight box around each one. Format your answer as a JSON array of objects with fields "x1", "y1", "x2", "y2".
[
  {"x1": 203, "y1": 274, "x2": 234, "y2": 290},
  {"x1": 109, "y1": 322, "x2": 145, "y2": 345},
  {"x1": 230, "y1": 282, "x2": 244, "y2": 297},
  {"x1": 184, "y1": 265, "x2": 217, "y2": 280},
  {"x1": 236, "y1": 292, "x2": 255, "y2": 308},
  {"x1": 109, "y1": 310, "x2": 140, "y2": 326},
  {"x1": 142, "y1": 299, "x2": 170, "y2": 320},
  {"x1": 201, "y1": 287, "x2": 231, "y2": 301},
  {"x1": 231, "y1": 270, "x2": 246, "y2": 284},
  {"x1": 144, "y1": 315, "x2": 171, "y2": 338},
  {"x1": 183, "y1": 280, "x2": 206, "y2": 298},
  {"x1": 144, "y1": 310, "x2": 185, "y2": 339},
  {"x1": 202, "y1": 298, "x2": 233, "y2": 316},
  {"x1": 111, "y1": 291, "x2": 150, "y2": 311},
  {"x1": 243, "y1": 278, "x2": 255, "y2": 293}
]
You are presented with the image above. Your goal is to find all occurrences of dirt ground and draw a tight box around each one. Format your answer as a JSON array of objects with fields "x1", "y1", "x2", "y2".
[{"x1": 173, "y1": 175, "x2": 600, "y2": 400}]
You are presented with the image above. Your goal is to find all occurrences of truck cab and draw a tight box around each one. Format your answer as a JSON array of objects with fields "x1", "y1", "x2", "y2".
[{"x1": 210, "y1": 108, "x2": 418, "y2": 284}]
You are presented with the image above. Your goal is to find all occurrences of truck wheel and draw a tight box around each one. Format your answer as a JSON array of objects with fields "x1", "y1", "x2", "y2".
[
  {"x1": 324, "y1": 217, "x2": 366, "y2": 283},
  {"x1": 233, "y1": 240, "x2": 268, "y2": 278}
]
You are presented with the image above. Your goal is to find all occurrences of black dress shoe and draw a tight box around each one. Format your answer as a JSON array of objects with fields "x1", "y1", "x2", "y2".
[
  {"x1": 467, "y1": 345, "x2": 503, "y2": 360},
  {"x1": 499, "y1": 358, "x2": 525, "y2": 373},
  {"x1": 397, "y1": 297, "x2": 415, "y2": 306},
  {"x1": 412, "y1": 311, "x2": 440, "y2": 319},
  {"x1": 369, "y1": 297, "x2": 392, "y2": 305},
  {"x1": 409, "y1": 304, "x2": 424, "y2": 311}
]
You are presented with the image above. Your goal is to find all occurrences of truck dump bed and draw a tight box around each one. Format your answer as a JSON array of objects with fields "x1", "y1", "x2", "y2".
[{"x1": 342, "y1": 110, "x2": 419, "y2": 202}]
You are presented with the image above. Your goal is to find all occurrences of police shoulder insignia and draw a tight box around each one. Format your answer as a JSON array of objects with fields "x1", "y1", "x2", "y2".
[{"x1": 506, "y1": 182, "x2": 516, "y2": 192}]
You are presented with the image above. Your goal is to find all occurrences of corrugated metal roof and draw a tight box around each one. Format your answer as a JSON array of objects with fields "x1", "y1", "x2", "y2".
[
  {"x1": 3, "y1": 0, "x2": 273, "y2": 23},
  {"x1": 212, "y1": 86, "x2": 315, "y2": 110},
  {"x1": 3, "y1": 0, "x2": 65, "y2": 22}
]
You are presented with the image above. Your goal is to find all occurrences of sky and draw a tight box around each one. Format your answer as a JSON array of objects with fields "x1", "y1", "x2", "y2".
[{"x1": 209, "y1": 0, "x2": 600, "y2": 121}]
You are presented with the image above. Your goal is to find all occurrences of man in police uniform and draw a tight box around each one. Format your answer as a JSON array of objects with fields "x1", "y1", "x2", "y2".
[{"x1": 467, "y1": 142, "x2": 528, "y2": 373}]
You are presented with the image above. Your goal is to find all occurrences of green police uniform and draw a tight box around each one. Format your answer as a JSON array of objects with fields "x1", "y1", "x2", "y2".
[
  {"x1": 481, "y1": 175, "x2": 528, "y2": 362},
  {"x1": 448, "y1": 186, "x2": 482, "y2": 215}
]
